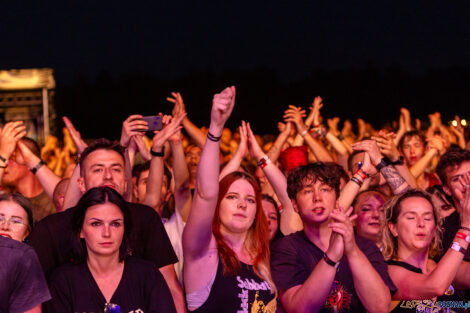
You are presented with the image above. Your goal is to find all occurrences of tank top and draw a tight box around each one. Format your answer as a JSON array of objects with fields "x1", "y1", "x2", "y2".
[
  {"x1": 387, "y1": 260, "x2": 465, "y2": 313},
  {"x1": 191, "y1": 259, "x2": 277, "y2": 313}
]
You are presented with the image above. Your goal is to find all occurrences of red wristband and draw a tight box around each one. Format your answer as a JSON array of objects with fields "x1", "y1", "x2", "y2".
[{"x1": 355, "y1": 169, "x2": 369, "y2": 180}]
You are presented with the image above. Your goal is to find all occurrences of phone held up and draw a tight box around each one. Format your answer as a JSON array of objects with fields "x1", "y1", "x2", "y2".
[{"x1": 140, "y1": 116, "x2": 163, "y2": 132}]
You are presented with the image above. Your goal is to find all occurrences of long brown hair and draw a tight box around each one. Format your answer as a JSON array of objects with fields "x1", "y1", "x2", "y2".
[{"x1": 212, "y1": 171, "x2": 276, "y2": 293}]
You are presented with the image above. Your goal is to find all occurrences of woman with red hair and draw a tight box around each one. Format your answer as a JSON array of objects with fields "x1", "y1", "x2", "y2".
[{"x1": 182, "y1": 87, "x2": 276, "y2": 313}]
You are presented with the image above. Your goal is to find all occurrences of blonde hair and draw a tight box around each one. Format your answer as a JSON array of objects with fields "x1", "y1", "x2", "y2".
[{"x1": 381, "y1": 189, "x2": 443, "y2": 261}]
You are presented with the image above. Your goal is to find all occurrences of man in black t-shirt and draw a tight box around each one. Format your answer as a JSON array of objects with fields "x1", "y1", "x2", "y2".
[
  {"x1": 0, "y1": 236, "x2": 51, "y2": 313},
  {"x1": 436, "y1": 148, "x2": 470, "y2": 289},
  {"x1": 271, "y1": 163, "x2": 396, "y2": 313},
  {"x1": 28, "y1": 138, "x2": 185, "y2": 313}
]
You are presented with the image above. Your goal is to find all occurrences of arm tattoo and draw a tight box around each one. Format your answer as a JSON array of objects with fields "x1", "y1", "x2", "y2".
[{"x1": 380, "y1": 165, "x2": 410, "y2": 194}]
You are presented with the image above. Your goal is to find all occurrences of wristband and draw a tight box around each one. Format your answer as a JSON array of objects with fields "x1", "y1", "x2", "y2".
[
  {"x1": 207, "y1": 132, "x2": 222, "y2": 142},
  {"x1": 150, "y1": 146, "x2": 165, "y2": 157},
  {"x1": 451, "y1": 242, "x2": 467, "y2": 255},
  {"x1": 375, "y1": 157, "x2": 392, "y2": 171},
  {"x1": 257, "y1": 155, "x2": 272, "y2": 169},
  {"x1": 31, "y1": 160, "x2": 46, "y2": 174},
  {"x1": 456, "y1": 232, "x2": 470, "y2": 243},
  {"x1": 356, "y1": 169, "x2": 369, "y2": 180},
  {"x1": 337, "y1": 134, "x2": 345, "y2": 141},
  {"x1": 459, "y1": 226, "x2": 470, "y2": 232},
  {"x1": 278, "y1": 205, "x2": 284, "y2": 214},
  {"x1": 391, "y1": 156, "x2": 405, "y2": 166},
  {"x1": 323, "y1": 253, "x2": 340, "y2": 269},
  {"x1": 350, "y1": 176, "x2": 363, "y2": 187}
]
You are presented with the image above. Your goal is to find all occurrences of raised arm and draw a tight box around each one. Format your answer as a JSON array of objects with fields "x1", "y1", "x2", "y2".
[
  {"x1": 183, "y1": 86, "x2": 236, "y2": 259},
  {"x1": 246, "y1": 122, "x2": 302, "y2": 235},
  {"x1": 219, "y1": 121, "x2": 248, "y2": 180},
  {"x1": 266, "y1": 122, "x2": 293, "y2": 163},
  {"x1": 167, "y1": 92, "x2": 207, "y2": 149},
  {"x1": 143, "y1": 114, "x2": 185, "y2": 213},
  {"x1": 0, "y1": 121, "x2": 26, "y2": 183}
]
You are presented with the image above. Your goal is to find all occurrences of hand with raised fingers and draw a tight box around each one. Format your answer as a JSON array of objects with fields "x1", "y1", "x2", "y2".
[
  {"x1": 210, "y1": 86, "x2": 236, "y2": 132},
  {"x1": 351, "y1": 139, "x2": 383, "y2": 167},
  {"x1": 458, "y1": 173, "x2": 470, "y2": 228},
  {"x1": 277, "y1": 122, "x2": 286, "y2": 133},
  {"x1": 341, "y1": 119, "x2": 353, "y2": 137},
  {"x1": 327, "y1": 117, "x2": 340, "y2": 136},
  {"x1": 357, "y1": 118, "x2": 366, "y2": 140},
  {"x1": 246, "y1": 122, "x2": 265, "y2": 161},
  {"x1": 16, "y1": 140, "x2": 41, "y2": 168},
  {"x1": 283, "y1": 105, "x2": 307, "y2": 133},
  {"x1": 132, "y1": 135, "x2": 152, "y2": 161},
  {"x1": 120, "y1": 114, "x2": 147, "y2": 148},
  {"x1": 167, "y1": 92, "x2": 187, "y2": 117},
  {"x1": 372, "y1": 130, "x2": 400, "y2": 162},
  {"x1": 0, "y1": 121, "x2": 27, "y2": 160},
  {"x1": 329, "y1": 205, "x2": 358, "y2": 256},
  {"x1": 152, "y1": 113, "x2": 186, "y2": 151},
  {"x1": 234, "y1": 121, "x2": 248, "y2": 159},
  {"x1": 63, "y1": 116, "x2": 88, "y2": 154},
  {"x1": 426, "y1": 135, "x2": 446, "y2": 156},
  {"x1": 400, "y1": 107, "x2": 412, "y2": 131},
  {"x1": 310, "y1": 96, "x2": 323, "y2": 126}
]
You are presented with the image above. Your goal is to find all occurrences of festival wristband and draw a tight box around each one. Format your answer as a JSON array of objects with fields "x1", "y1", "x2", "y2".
[
  {"x1": 31, "y1": 160, "x2": 46, "y2": 174},
  {"x1": 451, "y1": 242, "x2": 467, "y2": 255},
  {"x1": 355, "y1": 169, "x2": 369, "y2": 180},
  {"x1": 350, "y1": 176, "x2": 363, "y2": 187},
  {"x1": 455, "y1": 232, "x2": 470, "y2": 243},
  {"x1": 323, "y1": 253, "x2": 340, "y2": 269}
]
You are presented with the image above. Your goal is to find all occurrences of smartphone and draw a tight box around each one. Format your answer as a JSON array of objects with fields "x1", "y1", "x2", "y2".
[{"x1": 141, "y1": 116, "x2": 163, "y2": 131}]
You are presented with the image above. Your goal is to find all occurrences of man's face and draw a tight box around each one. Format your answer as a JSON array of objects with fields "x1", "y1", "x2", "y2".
[
  {"x1": 185, "y1": 146, "x2": 201, "y2": 176},
  {"x1": 292, "y1": 178, "x2": 337, "y2": 226},
  {"x1": 133, "y1": 169, "x2": 169, "y2": 205},
  {"x1": 78, "y1": 149, "x2": 126, "y2": 195},
  {"x1": 443, "y1": 160, "x2": 470, "y2": 210},
  {"x1": 401, "y1": 135, "x2": 425, "y2": 166},
  {"x1": 2, "y1": 147, "x2": 29, "y2": 187}
]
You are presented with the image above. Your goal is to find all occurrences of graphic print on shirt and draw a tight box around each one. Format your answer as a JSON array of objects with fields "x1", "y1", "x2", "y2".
[
  {"x1": 325, "y1": 280, "x2": 352, "y2": 313},
  {"x1": 236, "y1": 276, "x2": 276, "y2": 313}
]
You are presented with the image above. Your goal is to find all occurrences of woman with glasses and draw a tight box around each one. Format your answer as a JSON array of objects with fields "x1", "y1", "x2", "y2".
[
  {"x1": 47, "y1": 187, "x2": 176, "y2": 313},
  {"x1": 0, "y1": 193, "x2": 34, "y2": 242}
]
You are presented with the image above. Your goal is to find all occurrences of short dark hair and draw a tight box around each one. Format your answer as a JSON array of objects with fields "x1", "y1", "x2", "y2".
[
  {"x1": 436, "y1": 147, "x2": 470, "y2": 186},
  {"x1": 71, "y1": 187, "x2": 132, "y2": 263},
  {"x1": 287, "y1": 162, "x2": 341, "y2": 199},
  {"x1": 0, "y1": 193, "x2": 34, "y2": 228},
  {"x1": 398, "y1": 130, "x2": 426, "y2": 151},
  {"x1": 79, "y1": 138, "x2": 125, "y2": 177},
  {"x1": 133, "y1": 161, "x2": 172, "y2": 191}
]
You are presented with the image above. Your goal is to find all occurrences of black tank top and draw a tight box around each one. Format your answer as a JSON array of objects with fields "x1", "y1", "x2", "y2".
[
  {"x1": 387, "y1": 260, "x2": 465, "y2": 313},
  {"x1": 191, "y1": 259, "x2": 277, "y2": 313}
]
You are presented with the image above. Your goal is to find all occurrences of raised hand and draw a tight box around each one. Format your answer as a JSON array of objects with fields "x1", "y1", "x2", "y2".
[
  {"x1": 210, "y1": 86, "x2": 236, "y2": 131},
  {"x1": 329, "y1": 206, "x2": 358, "y2": 256},
  {"x1": 120, "y1": 115, "x2": 148, "y2": 148},
  {"x1": 327, "y1": 117, "x2": 340, "y2": 136},
  {"x1": 152, "y1": 113, "x2": 186, "y2": 150},
  {"x1": 167, "y1": 92, "x2": 187, "y2": 117},
  {"x1": 400, "y1": 107, "x2": 412, "y2": 131},
  {"x1": 283, "y1": 105, "x2": 307, "y2": 132},
  {"x1": 16, "y1": 140, "x2": 41, "y2": 168},
  {"x1": 372, "y1": 130, "x2": 400, "y2": 162},
  {"x1": 458, "y1": 173, "x2": 470, "y2": 229},
  {"x1": 0, "y1": 121, "x2": 26, "y2": 160},
  {"x1": 351, "y1": 139, "x2": 383, "y2": 166},
  {"x1": 310, "y1": 96, "x2": 323, "y2": 126},
  {"x1": 235, "y1": 121, "x2": 248, "y2": 159},
  {"x1": 246, "y1": 122, "x2": 265, "y2": 161},
  {"x1": 63, "y1": 116, "x2": 88, "y2": 154}
]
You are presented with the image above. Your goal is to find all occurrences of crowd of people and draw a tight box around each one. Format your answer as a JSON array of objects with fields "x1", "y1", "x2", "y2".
[{"x1": 1, "y1": 86, "x2": 470, "y2": 313}]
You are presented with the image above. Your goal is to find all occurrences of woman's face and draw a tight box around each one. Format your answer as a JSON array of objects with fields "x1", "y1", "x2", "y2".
[
  {"x1": 262, "y1": 199, "x2": 278, "y2": 241},
  {"x1": 389, "y1": 197, "x2": 436, "y2": 253},
  {"x1": 80, "y1": 202, "x2": 124, "y2": 258},
  {"x1": 0, "y1": 200, "x2": 30, "y2": 241},
  {"x1": 354, "y1": 192, "x2": 385, "y2": 242},
  {"x1": 219, "y1": 179, "x2": 257, "y2": 235}
]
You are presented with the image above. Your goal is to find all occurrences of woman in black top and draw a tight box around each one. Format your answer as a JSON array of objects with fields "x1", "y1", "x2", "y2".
[
  {"x1": 382, "y1": 189, "x2": 470, "y2": 312},
  {"x1": 47, "y1": 187, "x2": 176, "y2": 313}
]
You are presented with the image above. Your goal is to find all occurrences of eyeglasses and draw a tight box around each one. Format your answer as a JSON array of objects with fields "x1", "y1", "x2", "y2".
[
  {"x1": 104, "y1": 303, "x2": 120, "y2": 313},
  {"x1": 0, "y1": 216, "x2": 28, "y2": 230}
]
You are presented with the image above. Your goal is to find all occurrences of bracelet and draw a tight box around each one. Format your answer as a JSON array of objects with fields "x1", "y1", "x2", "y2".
[
  {"x1": 257, "y1": 155, "x2": 272, "y2": 169},
  {"x1": 278, "y1": 205, "x2": 284, "y2": 214},
  {"x1": 207, "y1": 132, "x2": 222, "y2": 142},
  {"x1": 459, "y1": 226, "x2": 470, "y2": 232},
  {"x1": 31, "y1": 160, "x2": 46, "y2": 174},
  {"x1": 150, "y1": 146, "x2": 165, "y2": 157},
  {"x1": 323, "y1": 253, "x2": 340, "y2": 269},
  {"x1": 375, "y1": 157, "x2": 391, "y2": 171},
  {"x1": 356, "y1": 169, "x2": 370, "y2": 180},
  {"x1": 300, "y1": 129, "x2": 308, "y2": 137},
  {"x1": 390, "y1": 156, "x2": 405, "y2": 166},
  {"x1": 337, "y1": 134, "x2": 345, "y2": 141},
  {"x1": 351, "y1": 176, "x2": 363, "y2": 187},
  {"x1": 455, "y1": 231, "x2": 470, "y2": 243},
  {"x1": 451, "y1": 242, "x2": 467, "y2": 255},
  {"x1": 309, "y1": 126, "x2": 327, "y2": 139}
]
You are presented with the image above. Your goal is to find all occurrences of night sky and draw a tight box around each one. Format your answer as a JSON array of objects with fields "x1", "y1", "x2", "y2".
[{"x1": 1, "y1": 1, "x2": 470, "y2": 138}]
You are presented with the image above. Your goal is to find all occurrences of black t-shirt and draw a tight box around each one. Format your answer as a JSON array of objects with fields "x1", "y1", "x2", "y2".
[
  {"x1": 271, "y1": 231, "x2": 397, "y2": 313},
  {"x1": 387, "y1": 260, "x2": 465, "y2": 313},
  {"x1": 46, "y1": 256, "x2": 176, "y2": 313},
  {"x1": 28, "y1": 202, "x2": 178, "y2": 280},
  {"x1": 437, "y1": 211, "x2": 470, "y2": 262},
  {"x1": 192, "y1": 259, "x2": 277, "y2": 313},
  {"x1": 0, "y1": 237, "x2": 51, "y2": 313}
]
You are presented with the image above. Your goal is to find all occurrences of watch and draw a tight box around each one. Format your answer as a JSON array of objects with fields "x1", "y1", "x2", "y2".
[
  {"x1": 451, "y1": 242, "x2": 467, "y2": 255},
  {"x1": 31, "y1": 160, "x2": 46, "y2": 174},
  {"x1": 150, "y1": 146, "x2": 165, "y2": 157},
  {"x1": 323, "y1": 253, "x2": 340, "y2": 269}
]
